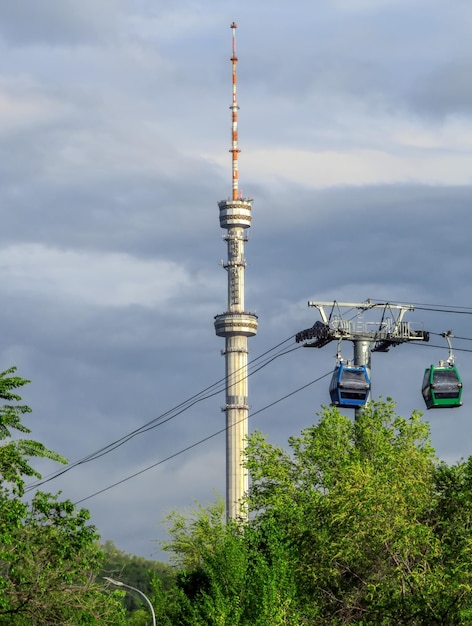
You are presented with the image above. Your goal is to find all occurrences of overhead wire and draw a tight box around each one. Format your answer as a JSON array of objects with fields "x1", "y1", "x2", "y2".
[
  {"x1": 368, "y1": 298, "x2": 472, "y2": 315},
  {"x1": 341, "y1": 299, "x2": 472, "y2": 349},
  {"x1": 410, "y1": 302, "x2": 472, "y2": 314},
  {"x1": 26, "y1": 339, "x2": 300, "y2": 490},
  {"x1": 407, "y1": 342, "x2": 472, "y2": 354},
  {"x1": 400, "y1": 331, "x2": 472, "y2": 354},
  {"x1": 73, "y1": 369, "x2": 332, "y2": 506},
  {"x1": 25, "y1": 334, "x2": 302, "y2": 493},
  {"x1": 26, "y1": 301, "x2": 472, "y2": 497}
]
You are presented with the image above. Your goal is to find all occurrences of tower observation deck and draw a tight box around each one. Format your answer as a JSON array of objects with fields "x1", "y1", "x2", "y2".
[{"x1": 214, "y1": 23, "x2": 258, "y2": 521}]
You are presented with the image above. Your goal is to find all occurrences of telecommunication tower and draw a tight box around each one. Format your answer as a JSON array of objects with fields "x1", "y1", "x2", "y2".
[{"x1": 214, "y1": 23, "x2": 258, "y2": 520}]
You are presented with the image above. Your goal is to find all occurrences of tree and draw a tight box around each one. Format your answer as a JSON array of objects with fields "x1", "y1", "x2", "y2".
[
  {"x1": 159, "y1": 399, "x2": 472, "y2": 624},
  {"x1": 0, "y1": 366, "x2": 126, "y2": 625},
  {"x1": 247, "y1": 399, "x2": 472, "y2": 624},
  {"x1": 100, "y1": 539, "x2": 174, "y2": 615},
  {"x1": 160, "y1": 498, "x2": 303, "y2": 625},
  {"x1": 0, "y1": 366, "x2": 66, "y2": 497}
]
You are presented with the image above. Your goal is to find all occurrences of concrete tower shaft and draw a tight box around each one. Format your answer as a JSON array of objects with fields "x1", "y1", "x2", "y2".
[{"x1": 214, "y1": 23, "x2": 258, "y2": 521}]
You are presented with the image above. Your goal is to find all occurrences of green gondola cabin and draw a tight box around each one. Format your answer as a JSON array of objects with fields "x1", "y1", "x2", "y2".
[{"x1": 421, "y1": 364, "x2": 463, "y2": 409}]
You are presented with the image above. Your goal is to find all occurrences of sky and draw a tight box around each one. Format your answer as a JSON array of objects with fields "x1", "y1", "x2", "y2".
[{"x1": 2, "y1": 0, "x2": 472, "y2": 560}]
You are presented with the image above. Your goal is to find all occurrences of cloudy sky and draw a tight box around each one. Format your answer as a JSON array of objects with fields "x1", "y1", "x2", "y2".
[{"x1": 3, "y1": 0, "x2": 472, "y2": 560}]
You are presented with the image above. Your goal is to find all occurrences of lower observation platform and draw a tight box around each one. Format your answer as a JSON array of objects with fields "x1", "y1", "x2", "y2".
[{"x1": 214, "y1": 312, "x2": 258, "y2": 337}]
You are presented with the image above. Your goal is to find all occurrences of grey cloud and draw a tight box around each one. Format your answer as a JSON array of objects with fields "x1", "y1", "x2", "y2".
[
  {"x1": 411, "y1": 59, "x2": 472, "y2": 118},
  {"x1": 0, "y1": 0, "x2": 119, "y2": 46},
  {"x1": 4, "y1": 0, "x2": 472, "y2": 560},
  {"x1": 249, "y1": 184, "x2": 472, "y2": 307},
  {"x1": 240, "y1": 3, "x2": 472, "y2": 123}
]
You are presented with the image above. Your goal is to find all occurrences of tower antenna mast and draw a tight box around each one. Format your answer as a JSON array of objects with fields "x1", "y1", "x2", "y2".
[
  {"x1": 214, "y1": 22, "x2": 258, "y2": 521},
  {"x1": 230, "y1": 21, "x2": 240, "y2": 201}
]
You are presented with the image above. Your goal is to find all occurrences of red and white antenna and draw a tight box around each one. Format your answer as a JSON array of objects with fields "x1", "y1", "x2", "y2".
[{"x1": 230, "y1": 21, "x2": 240, "y2": 201}]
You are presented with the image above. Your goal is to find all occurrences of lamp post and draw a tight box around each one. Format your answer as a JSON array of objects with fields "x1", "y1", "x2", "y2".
[{"x1": 103, "y1": 576, "x2": 156, "y2": 626}]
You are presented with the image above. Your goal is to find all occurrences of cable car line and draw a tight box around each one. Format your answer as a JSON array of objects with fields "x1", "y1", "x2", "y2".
[
  {"x1": 27, "y1": 301, "x2": 472, "y2": 495},
  {"x1": 414, "y1": 306, "x2": 472, "y2": 315},
  {"x1": 406, "y1": 341, "x2": 472, "y2": 354},
  {"x1": 27, "y1": 342, "x2": 300, "y2": 491},
  {"x1": 428, "y1": 331, "x2": 472, "y2": 343},
  {"x1": 369, "y1": 298, "x2": 472, "y2": 314},
  {"x1": 25, "y1": 336, "x2": 302, "y2": 493},
  {"x1": 73, "y1": 370, "x2": 333, "y2": 506},
  {"x1": 448, "y1": 336, "x2": 472, "y2": 342},
  {"x1": 101, "y1": 344, "x2": 303, "y2": 444}
]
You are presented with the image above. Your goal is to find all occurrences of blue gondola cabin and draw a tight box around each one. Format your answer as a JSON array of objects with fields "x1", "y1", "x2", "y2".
[{"x1": 329, "y1": 363, "x2": 371, "y2": 409}]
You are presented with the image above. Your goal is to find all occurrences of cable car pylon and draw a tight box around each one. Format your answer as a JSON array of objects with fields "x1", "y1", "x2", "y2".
[{"x1": 296, "y1": 300, "x2": 430, "y2": 418}]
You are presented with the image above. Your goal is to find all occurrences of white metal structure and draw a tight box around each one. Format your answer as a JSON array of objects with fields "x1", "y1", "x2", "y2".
[{"x1": 214, "y1": 23, "x2": 258, "y2": 520}]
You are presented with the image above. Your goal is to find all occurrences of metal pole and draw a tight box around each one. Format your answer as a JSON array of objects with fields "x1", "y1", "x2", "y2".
[
  {"x1": 353, "y1": 339, "x2": 372, "y2": 420},
  {"x1": 104, "y1": 577, "x2": 156, "y2": 626}
]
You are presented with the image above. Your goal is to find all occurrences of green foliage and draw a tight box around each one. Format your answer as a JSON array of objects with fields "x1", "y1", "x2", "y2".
[
  {"x1": 159, "y1": 498, "x2": 305, "y2": 623},
  {"x1": 0, "y1": 367, "x2": 67, "y2": 496},
  {"x1": 125, "y1": 607, "x2": 152, "y2": 626},
  {"x1": 157, "y1": 399, "x2": 472, "y2": 624},
  {"x1": 0, "y1": 492, "x2": 126, "y2": 625},
  {"x1": 161, "y1": 496, "x2": 227, "y2": 570},
  {"x1": 0, "y1": 366, "x2": 126, "y2": 625},
  {"x1": 100, "y1": 539, "x2": 174, "y2": 614}
]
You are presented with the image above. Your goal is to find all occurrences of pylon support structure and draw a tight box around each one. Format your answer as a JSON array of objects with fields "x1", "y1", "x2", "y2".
[
  {"x1": 296, "y1": 300, "x2": 430, "y2": 418},
  {"x1": 214, "y1": 23, "x2": 258, "y2": 521}
]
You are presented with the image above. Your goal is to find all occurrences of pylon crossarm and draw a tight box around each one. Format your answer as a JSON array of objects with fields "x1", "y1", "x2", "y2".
[{"x1": 297, "y1": 300, "x2": 429, "y2": 350}]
